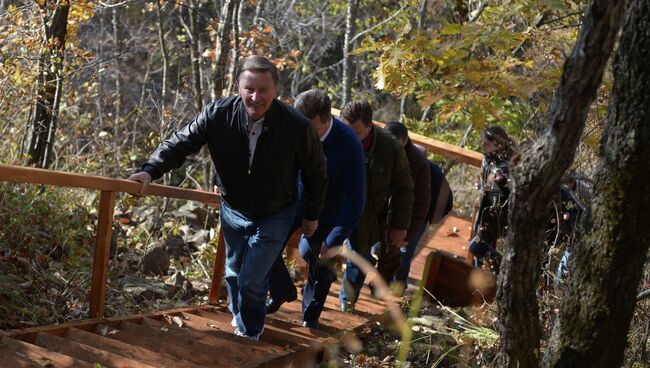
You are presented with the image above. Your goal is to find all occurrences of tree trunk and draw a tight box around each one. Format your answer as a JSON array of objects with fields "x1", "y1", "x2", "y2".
[
  {"x1": 155, "y1": 0, "x2": 169, "y2": 129},
  {"x1": 496, "y1": 1, "x2": 625, "y2": 367},
  {"x1": 543, "y1": 1, "x2": 650, "y2": 366},
  {"x1": 226, "y1": 0, "x2": 242, "y2": 95},
  {"x1": 341, "y1": 0, "x2": 358, "y2": 106},
  {"x1": 187, "y1": 0, "x2": 203, "y2": 112},
  {"x1": 243, "y1": 0, "x2": 264, "y2": 51},
  {"x1": 113, "y1": 0, "x2": 123, "y2": 138},
  {"x1": 27, "y1": 0, "x2": 70, "y2": 168},
  {"x1": 183, "y1": 0, "x2": 213, "y2": 191},
  {"x1": 210, "y1": 0, "x2": 237, "y2": 100},
  {"x1": 399, "y1": 96, "x2": 406, "y2": 122}
]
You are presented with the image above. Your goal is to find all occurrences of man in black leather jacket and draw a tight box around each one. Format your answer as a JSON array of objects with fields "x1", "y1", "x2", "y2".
[{"x1": 128, "y1": 56, "x2": 327, "y2": 340}]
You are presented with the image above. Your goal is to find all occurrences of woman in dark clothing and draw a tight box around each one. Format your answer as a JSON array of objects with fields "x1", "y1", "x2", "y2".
[{"x1": 469, "y1": 126, "x2": 517, "y2": 274}]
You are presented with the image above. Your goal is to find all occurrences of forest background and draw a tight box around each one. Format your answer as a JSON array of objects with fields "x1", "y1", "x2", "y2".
[{"x1": 1, "y1": 0, "x2": 649, "y2": 367}]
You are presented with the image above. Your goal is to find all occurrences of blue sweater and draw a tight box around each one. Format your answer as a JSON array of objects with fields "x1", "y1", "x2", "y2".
[{"x1": 299, "y1": 118, "x2": 366, "y2": 247}]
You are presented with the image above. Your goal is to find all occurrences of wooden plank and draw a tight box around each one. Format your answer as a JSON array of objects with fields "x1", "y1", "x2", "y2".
[
  {"x1": 424, "y1": 252, "x2": 443, "y2": 299},
  {"x1": 0, "y1": 164, "x2": 220, "y2": 205},
  {"x1": 65, "y1": 327, "x2": 199, "y2": 368},
  {"x1": 0, "y1": 354, "x2": 43, "y2": 368},
  {"x1": 98, "y1": 320, "x2": 237, "y2": 366},
  {"x1": 3, "y1": 306, "x2": 218, "y2": 338},
  {"x1": 89, "y1": 190, "x2": 116, "y2": 319},
  {"x1": 188, "y1": 309, "x2": 317, "y2": 347},
  {"x1": 270, "y1": 299, "x2": 365, "y2": 333},
  {"x1": 208, "y1": 226, "x2": 227, "y2": 304},
  {"x1": 330, "y1": 108, "x2": 482, "y2": 167},
  {"x1": 34, "y1": 332, "x2": 155, "y2": 368},
  {"x1": 423, "y1": 251, "x2": 495, "y2": 306},
  {"x1": 0, "y1": 336, "x2": 93, "y2": 367},
  {"x1": 141, "y1": 316, "x2": 287, "y2": 367},
  {"x1": 155, "y1": 313, "x2": 289, "y2": 354}
]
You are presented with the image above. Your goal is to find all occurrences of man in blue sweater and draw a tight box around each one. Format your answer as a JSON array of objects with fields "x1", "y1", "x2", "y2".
[{"x1": 266, "y1": 89, "x2": 366, "y2": 328}]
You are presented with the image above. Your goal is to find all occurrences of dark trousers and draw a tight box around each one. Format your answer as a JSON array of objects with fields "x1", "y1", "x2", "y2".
[
  {"x1": 267, "y1": 216, "x2": 302, "y2": 302},
  {"x1": 299, "y1": 226, "x2": 338, "y2": 323}
]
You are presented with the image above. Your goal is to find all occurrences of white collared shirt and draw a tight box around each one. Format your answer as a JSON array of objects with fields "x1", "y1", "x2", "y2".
[
  {"x1": 247, "y1": 117, "x2": 264, "y2": 167},
  {"x1": 320, "y1": 117, "x2": 333, "y2": 142}
]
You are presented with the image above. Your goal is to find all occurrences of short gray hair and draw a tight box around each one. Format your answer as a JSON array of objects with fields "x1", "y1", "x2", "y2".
[
  {"x1": 294, "y1": 89, "x2": 332, "y2": 122},
  {"x1": 236, "y1": 55, "x2": 279, "y2": 85}
]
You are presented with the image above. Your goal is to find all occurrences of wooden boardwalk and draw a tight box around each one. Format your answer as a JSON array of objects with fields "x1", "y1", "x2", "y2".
[{"x1": 0, "y1": 216, "x2": 472, "y2": 368}]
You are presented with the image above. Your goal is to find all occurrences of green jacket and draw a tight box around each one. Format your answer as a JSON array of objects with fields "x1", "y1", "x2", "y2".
[{"x1": 349, "y1": 126, "x2": 414, "y2": 254}]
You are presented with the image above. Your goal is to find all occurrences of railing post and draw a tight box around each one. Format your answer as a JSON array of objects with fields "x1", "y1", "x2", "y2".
[
  {"x1": 89, "y1": 190, "x2": 116, "y2": 318},
  {"x1": 209, "y1": 226, "x2": 226, "y2": 304}
]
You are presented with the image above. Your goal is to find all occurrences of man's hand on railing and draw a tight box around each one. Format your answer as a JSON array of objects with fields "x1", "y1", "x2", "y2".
[{"x1": 128, "y1": 171, "x2": 152, "y2": 194}]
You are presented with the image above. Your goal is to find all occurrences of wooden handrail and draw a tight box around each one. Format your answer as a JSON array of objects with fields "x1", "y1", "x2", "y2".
[
  {"x1": 0, "y1": 164, "x2": 220, "y2": 205},
  {"x1": 330, "y1": 108, "x2": 483, "y2": 167},
  {"x1": 0, "y1": 163, "x2": 224, "y2": 319}
]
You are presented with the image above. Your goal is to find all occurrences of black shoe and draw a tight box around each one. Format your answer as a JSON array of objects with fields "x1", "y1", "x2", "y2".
[
  {"x1": 302, "y1": 320, "x2": 320, "y2": 329},
  {"x1": 265, "y1": 288, "x2": 297, "y2": 314}
]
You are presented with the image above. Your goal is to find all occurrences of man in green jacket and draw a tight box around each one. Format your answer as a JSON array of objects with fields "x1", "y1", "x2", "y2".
[{"x1": 338, "y1": 100, "x2": 414, "y2": 311}]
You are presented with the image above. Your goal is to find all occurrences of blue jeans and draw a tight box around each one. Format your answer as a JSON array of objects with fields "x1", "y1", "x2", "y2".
[
  {"x1": 267, "y1": 216, "x2": 302, "y2": 301},
  {"x1": 340, "y1": 241, "x2": 375, "y2": 307},
  {"x1": 300, "y1": 226, "x2": 339, "y2": 323},
  {"x1": 220, "y1": 200, "x2": 296, "y2": 337},
  {"x1": 395, "y1": 222, "x2": 428, "y2": 284}
]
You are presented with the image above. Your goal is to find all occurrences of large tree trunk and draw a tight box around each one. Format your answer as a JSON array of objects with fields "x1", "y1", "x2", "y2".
[
  {"x1": 543, "y1": 1, "x2": 650, "y2": 366},
  {"x1": 496, "y1": 1, "x2": 625, "y2": 367},
  {"x1": 341, "y1": 0, "x2": 357, "y2": 106},
  {"x1": 210, "y1": 0, "x2": 237, "y2": 100},
  {"x1": 27, "y1": 0, "x2": 70, "y2": 168}
]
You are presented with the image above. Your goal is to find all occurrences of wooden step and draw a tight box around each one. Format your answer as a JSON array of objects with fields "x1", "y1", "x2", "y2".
[
  {"x1": 33, "y1": 332, "x2": 154, "y2": 368},
  {"x1": 0, "y1": 335, "x2": 94, "y2": 367}
]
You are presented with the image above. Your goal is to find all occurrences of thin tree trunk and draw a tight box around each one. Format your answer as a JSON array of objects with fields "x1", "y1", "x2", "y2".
[
  {"x1": 243, "y1": 0, "x2": 264, "y2": 50},
  {"x1": 27, "y1": 0, "x2": 70, "y2": 168},
  {"x1": 155, "y1": 0, "x2": 169, "y2": 129},
  {"x1": 113, "y1": 0, "x2": 123, "y2": 139},
  {"x1": 179, "y1": 0, "x2": 203, "y2": 113},
  {"x1": 210, "y1": 0, "x2": 237, "y2": 100},
  {"x1": 544, "y1": 1, "x2": 650, "y2": 366},
  {"x1": 496, "y1": 1, "x2": 625, "y2": 367},
  {"x1": 418, "y1": 0, "x2": 428, "y2": 27},
  {"x1": 399, "y1": 95, "x2": 407, "y2": 122},
  {"x1": 342, "y1": 0, "x2": 358, "y2": 106},
  {"x1": 96, "y1": 8, "x2": 105, "y2": 129},
  {"x1": 132, "y1": 57, "x2": 152, "y2": 151},
  {"x1": 226, "y1": 0, "x2": 242, "y2": 95},
  {"x1": 400, "y1": 0, "x2": 428, "y2": 123},
  {"x1": 419, "y1": 104, "x2": 432, "y2": 123}
]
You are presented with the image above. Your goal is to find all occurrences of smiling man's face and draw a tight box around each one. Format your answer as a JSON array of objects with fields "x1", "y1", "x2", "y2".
[{"x1": 238, "y1": 70, "x2": 277, "y2": 121}]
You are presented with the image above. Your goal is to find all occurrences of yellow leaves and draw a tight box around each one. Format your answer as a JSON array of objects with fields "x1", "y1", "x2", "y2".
[
  {"x1": 75, "y1": 50, "x2": 94, "y2": 60},
  {"x1": 420, "y1": 92, "x2": 446, "y2": 106},
  {"x1": 441, "y1": 23, "x2": 463, "y2": 35}
]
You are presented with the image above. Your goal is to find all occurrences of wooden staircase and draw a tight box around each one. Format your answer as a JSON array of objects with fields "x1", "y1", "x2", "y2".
[
  {"x1": 0, "y1": 114, "x2": 483, "y2": 366},
  {"x1": 0, "y1": 214, "x2": 477, "y2": 368}
]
